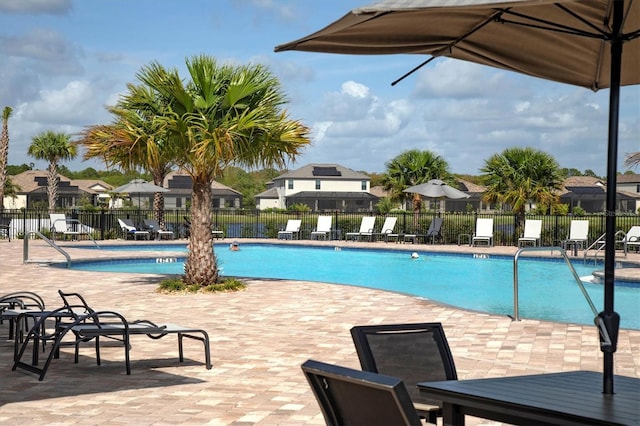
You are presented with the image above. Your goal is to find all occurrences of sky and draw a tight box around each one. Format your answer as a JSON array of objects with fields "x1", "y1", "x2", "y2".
[{"x1": 0, "y1": 0, "x2": 638, "y2": 177}]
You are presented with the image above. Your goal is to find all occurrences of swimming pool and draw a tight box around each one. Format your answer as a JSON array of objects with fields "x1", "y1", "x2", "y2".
[{"x1": 66, "y1": 244, "x2": 640, "y2": 329}]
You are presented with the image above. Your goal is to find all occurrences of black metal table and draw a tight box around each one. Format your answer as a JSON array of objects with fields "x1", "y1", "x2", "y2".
[{"x1": 418, "y1": 370, "x2": 640, "y2": 425}]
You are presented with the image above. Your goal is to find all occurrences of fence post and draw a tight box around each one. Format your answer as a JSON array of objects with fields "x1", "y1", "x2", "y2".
[
  {"x1": 100, "y1": 208, "x2": 105, "y2": 240},
  {"x1": 22, "y1": 208, "x2": 27, "y2": 239}
]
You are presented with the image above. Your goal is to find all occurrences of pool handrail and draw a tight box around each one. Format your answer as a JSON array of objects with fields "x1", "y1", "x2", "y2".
[
  {"x1": 23, "y1": 230, "x2": 71, "y2": 268},
  {"x1": 513, "y1": 247, "x2": 611, "y2": 348}
]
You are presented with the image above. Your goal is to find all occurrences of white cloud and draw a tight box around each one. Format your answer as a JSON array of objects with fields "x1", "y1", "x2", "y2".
[
  {"x1": 22, "y1": 80, "x2": 97, "y2": 125},
  {"x1": 414, "y1": 59, "x2": 511, "y2": 98},
  {"x1": 0, "y1": 0, "x2": 71, "y2": 14}
]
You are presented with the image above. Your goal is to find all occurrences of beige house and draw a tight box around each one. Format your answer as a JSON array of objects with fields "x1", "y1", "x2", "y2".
[
  {"x1": 3, "y1": 170, "x2": 112, "y2": 209},
  {"x1": 255, "y1": 164, "x2": 378, "y2": 212}
]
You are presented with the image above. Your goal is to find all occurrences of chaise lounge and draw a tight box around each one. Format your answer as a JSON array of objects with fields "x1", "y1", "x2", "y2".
[
  {"x1": 118, "y1": 218, "x2": 151, "y2": 240},
  {"x1": 345, "y1": 216, "x2": 376, "y2": 241},
  {"x1": 278, "y1": 219, "x2": 302, "y2": 240},
  {"x1": 12, "y1": 290, "x2": 212, "y2": 380}
]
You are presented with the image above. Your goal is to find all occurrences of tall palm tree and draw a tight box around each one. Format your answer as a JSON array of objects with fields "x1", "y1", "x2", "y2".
[
  {"x1": 0, "y1": 106, "x2": 12, "y2": 209},
  {"x1": 82, "y1": 55, "x2": 310, "y2": 286},
  {"x1": 480, "y1": 147, "x2": 562, "y2": 227},
  {"x1": 28, "y1": 131, "x2": 77, "y2": 212},
  {"x1": 76, "y1": 85, "x2": 174, "y2": 225},
  {"x1": 382, "y1": 149, "x2": 452, "y2": 212}
]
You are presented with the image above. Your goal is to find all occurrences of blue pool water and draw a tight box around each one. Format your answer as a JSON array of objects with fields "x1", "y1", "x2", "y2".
[{"x1": 67, "y1": 244, "x2": 640, "y2": 329}]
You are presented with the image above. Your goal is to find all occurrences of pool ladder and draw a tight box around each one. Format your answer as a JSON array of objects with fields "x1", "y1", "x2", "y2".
[{"x1": 513, "y1": 246, "x2": 611, "y2": 347}]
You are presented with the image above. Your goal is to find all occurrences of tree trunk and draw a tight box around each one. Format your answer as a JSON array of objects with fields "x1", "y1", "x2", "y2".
[
  {"x1": 412, "y1": 193, "x2": 422, "y2": 229},
  {"x1": 0, "y1": 120, "x2": 8, "y2": 210},
  {"x1": 153, "y1": 193, "x2": 165, "y2": 226},
  {"x1": 152, "y1": 170, "x2": 166, "y2": 226},
  {"x1": 183, "y1": 179, "x2": 218, "y2": 286},
  {"x1": 47, "y1": 162, "x2": 59, "y2": 213}
]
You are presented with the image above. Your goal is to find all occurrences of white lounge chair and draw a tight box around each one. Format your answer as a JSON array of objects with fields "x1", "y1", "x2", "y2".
[
  {"x1": 618, "y1": 225, "x2": 640, "y2": 253},
  {"x1": 518, "y1": 219, "x2": 542, "y2": 247},
  {"x1": 49, "y1": 213, "x2": 89, "y2": 241},
  {"x1": 345, "y1": 216, "x2": 376, "y2": 241},
  {"x1": 310, "y1": 216, "x2": 332, "y2": 240},
  {"x1": 376, "y1": 217, "x2": 399, "y2": 243},
  {"x1": 117, "y1": 218, "x2": 150, "y2": 240},
  {"x1": 472, "y1": 218, "x2": 494, "y2": 247},
  {"x1": 278, "y1": 219, "x2": 302, "y2": 240},
  {"x1": 562, "y1": 220, "x2": 589, "y2": 253},
  {"x1": 211, "y1": 226, "x2": 225, "y2": 240}
]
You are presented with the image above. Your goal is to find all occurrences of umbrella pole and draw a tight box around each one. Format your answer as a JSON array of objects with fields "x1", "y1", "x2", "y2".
[{"x1": 599, "y1": 0, "x2": 624, "y2": 396}]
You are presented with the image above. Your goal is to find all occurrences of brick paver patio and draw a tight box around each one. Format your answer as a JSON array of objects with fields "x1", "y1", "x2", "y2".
[{"x1": 1, "y1": 238, "x2": 638, "y2": 425}]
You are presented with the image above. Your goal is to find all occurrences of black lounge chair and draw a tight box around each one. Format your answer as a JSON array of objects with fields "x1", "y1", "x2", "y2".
[
  {"x1": 301, "y1": 359, "x2": 422, "y2": 426},
  {"x1": 12, "y1": 290, "x2": 212, "y2": 380},
  {"x1": 350, "y1": 322, "x2": 458, "y2": 424},
  {"x1": 0, "y1": 291, "x2": 46, "y2": 340},
  {"x1": 143, "y1": 219, "x2": 174, "y2": 240},
  {"x1": 403, "y1": 217, "x2": 443, "y2": 244}
]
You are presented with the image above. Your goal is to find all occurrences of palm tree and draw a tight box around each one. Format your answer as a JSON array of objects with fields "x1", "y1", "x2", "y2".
[
  {"x1": 382, "y1": 149, "x2": 452, "y2": 212},
  {"x1": 81, "y1": 55, "x2": 310, "y2": 286},
  {"x1": 76, "y1": 84, "x2": 174, "y2": 225},
  {"x1": 624, "y1": 152, "x2": 640, "y2": 168},
  {"x1": 0, "y1": 106, "x2": 12, "y2": 209},
  {"x1": 480, "y1": 147, "x2": 562, "y2": 227},
  {"x1": 3, "y1": 177, "x2": 20, "y2": 202},
  {"x1": 27, "y1": 131, "x2": 78, "y2": 212}
]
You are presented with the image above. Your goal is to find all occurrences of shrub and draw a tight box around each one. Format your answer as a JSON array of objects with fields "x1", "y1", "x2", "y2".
[
  {"x1": 158, "y1": 276, "x2": 247, "y2": 293},
  {"x1": 288, "y1": 203, "x2": 311, "y2": 212},
  {"x1": 571, "y1": 206, "x2": 586, "y2": 216}
]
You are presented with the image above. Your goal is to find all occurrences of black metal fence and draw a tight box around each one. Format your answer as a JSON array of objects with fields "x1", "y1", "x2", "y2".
[{"x1": 2, "y1": 208, "x2": 639, "y2": 247}]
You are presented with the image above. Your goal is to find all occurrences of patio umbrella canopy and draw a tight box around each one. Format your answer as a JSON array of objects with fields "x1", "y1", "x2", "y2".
[
  {"x1": 275, "y1": 0, "x2": 639, "y2": 394},
  {"x1": 404, "y1": 179, "x2": 470, "y2": 199},
  {"x1": 112, "y1": 179, "x2": 169, "y2": 208}
]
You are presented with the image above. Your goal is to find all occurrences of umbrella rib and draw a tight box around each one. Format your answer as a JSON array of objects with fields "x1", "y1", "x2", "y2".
[
  {"x1": 499, "y1": 7, "x2": 609, "y2": 40},
  {"x1": 391, "y1": 56, "x2": 436, "y2": 86},
  {"x1": 400, "y1": 11, "x2": 504, "y2": 82}
]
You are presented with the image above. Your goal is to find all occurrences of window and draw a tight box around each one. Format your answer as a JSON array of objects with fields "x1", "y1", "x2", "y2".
[
  {"x1": 288, "y1": 180, "x2": 294, "y2": 190},
  {"x1": 315, "y1": 180, "x2": 321, "y2": 190},
  {"x1": 636, "y1": 184, "x2": 640, "y2": 192},
  {"x1": 361, "y1": 180, "x2": 367, "y2": 190}
]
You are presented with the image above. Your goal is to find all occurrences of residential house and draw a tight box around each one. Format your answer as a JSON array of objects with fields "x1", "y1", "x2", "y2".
[
  {"x1": 617, "y1": 173, "x2": 640, "y2": 197},
  {"x1": 559, "y1": 175, "x2": 639, "y2": 213},
  {"x1": 3, "y1": 170, "x2": 112, "y2": 209},
  {"x1": 450, "y1": 179, "x2": 488, "y2": 212},
  {"x1": 255, "y1": 163, "x2": 378, "y2": 212},
  {"x1": 163, "y1": 170, "x2": 242, "y2": 209}
]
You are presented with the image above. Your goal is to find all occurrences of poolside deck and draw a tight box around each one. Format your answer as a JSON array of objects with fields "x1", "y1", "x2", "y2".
[{"x1": 1, "y1": 238, "x2": 639, "y2": 425}]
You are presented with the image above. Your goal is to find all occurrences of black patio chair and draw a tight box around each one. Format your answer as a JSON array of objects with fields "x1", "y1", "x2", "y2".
[
  {"x1": 301, "y1": 359, "x2": 422, "y2": 426},
  {"x1": 350, "y1": 322, "x2": 458, "y2": 424},
  {"x1": 183, "y1": 216, "x2": 191, "y2": 238}
]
